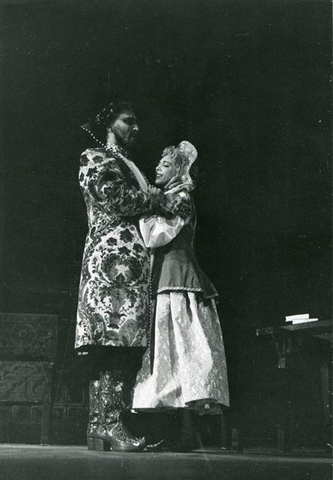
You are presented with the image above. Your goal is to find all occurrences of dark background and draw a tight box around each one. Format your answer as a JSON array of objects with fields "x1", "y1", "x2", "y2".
[{"x1": 0, "y1": 0, "x2": 331, "y2": 447}]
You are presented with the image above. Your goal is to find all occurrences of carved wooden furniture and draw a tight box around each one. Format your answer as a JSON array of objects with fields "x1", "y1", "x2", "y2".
[{"x1": 0, "y1": 313, "x2": 58, "y2": 445}]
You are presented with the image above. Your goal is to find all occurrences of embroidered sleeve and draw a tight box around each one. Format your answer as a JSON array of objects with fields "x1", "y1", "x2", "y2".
[
  {"x1": 152, "y1": 190, "x2": 192, "y2": 221},
  {"x1": 82, "y1": 151, "x2": 154, "y2": 217}
]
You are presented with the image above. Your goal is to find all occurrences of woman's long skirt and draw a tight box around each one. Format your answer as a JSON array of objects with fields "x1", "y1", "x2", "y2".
[{"x1": 132, "y1": 291, "x2": 229, "y2": 413}]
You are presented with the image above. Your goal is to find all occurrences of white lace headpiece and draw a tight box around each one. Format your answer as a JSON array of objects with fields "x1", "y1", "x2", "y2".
[{"x1": 177, "y1": 140, "x2": 198, "y2": 185}]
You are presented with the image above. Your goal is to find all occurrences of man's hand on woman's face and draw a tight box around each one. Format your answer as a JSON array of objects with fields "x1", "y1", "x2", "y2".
[{"x1": 164, "y1": 175, "x2": 182, "y2": 190}]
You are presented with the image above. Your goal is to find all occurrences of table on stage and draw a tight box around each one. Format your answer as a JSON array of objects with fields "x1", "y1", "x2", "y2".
[{"x1": 256, "y1": 319, "x2": 332, "y2": 452}]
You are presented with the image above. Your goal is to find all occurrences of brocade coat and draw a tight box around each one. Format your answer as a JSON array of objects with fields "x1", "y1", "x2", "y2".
[{"x1": 75, "y1": 145, "x2": 153, "y2": 350}]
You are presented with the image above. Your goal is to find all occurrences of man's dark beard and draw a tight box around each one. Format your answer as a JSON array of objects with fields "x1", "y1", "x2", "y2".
[
  {"x1": 114, "y1": 131, "x2": 127, "y2": 149},
  {"x1": 114, "y1": 131, "x2": 136, "y2": 150}
]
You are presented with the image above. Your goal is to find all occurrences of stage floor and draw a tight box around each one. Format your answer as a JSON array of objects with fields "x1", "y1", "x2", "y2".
[{"x1": 0, "y1": 444, "x2": 330, "y2": 480}]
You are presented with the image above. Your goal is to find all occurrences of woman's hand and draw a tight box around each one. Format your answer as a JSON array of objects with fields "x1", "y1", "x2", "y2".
[{"x1": 148, "y1": 185, "x2": 162, "y2": 195}]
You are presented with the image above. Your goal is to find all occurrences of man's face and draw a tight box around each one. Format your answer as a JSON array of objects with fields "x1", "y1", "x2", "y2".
[
  {"x1": 111, "y1": 110, "x2": 139, "y2": 147},
  {"x1": 155, "y1": 155, "x2": 179, "y2": 187}
]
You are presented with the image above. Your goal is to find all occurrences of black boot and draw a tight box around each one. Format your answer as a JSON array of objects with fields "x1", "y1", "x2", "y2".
[
  {"x1": 94, "y1": 371, "x2": 146, "y2": 452},
  {"x1": 86, "y1": 379, "x2": 100, "y2": 450}
]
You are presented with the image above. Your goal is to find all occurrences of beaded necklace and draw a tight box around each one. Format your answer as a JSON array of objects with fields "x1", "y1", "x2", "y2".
[{"x1": 81, "y1": 124, "x2": 105, "y2": 149}]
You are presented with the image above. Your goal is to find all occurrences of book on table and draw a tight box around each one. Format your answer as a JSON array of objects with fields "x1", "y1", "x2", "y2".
[{"x1": 285, "y1": 314, "x2": 318, "y2": 325}]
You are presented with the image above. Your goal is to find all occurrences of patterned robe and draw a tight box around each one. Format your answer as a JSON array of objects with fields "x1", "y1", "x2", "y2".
[{"x1": 75, "y1": 145, "x2": 152, "y2": 349}]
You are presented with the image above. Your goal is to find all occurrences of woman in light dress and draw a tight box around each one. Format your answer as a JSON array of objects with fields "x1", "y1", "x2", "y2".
[{"x1": 133, "y1": 141, "x2": 229, "y2": 450}]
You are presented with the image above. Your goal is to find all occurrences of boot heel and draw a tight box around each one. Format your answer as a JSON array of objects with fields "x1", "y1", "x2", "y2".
[
  {"x1": 87, "y1": 437, "x2": 96, "y2": 450},
  {"x1": 95, "y1": 438, "x2": 110, "y2": 451}
]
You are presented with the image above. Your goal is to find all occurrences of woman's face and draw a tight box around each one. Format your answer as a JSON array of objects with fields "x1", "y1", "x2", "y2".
[{"x1": 155, "y1": 155, "x2": 179, "y2": 187}]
